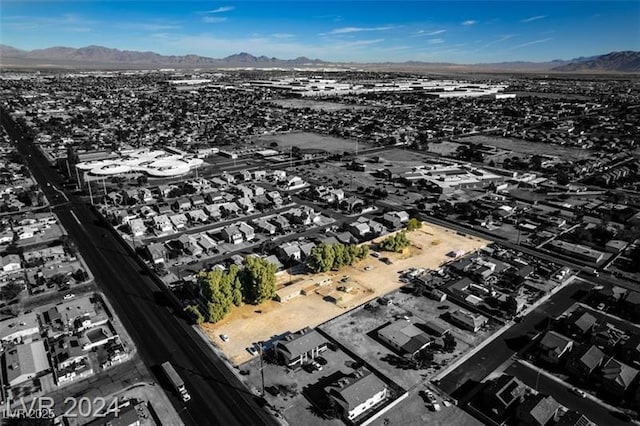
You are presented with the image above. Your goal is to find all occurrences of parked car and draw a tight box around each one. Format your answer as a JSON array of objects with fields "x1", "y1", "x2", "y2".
[
  {"x1": 220, "y1": 334, "x2": 229, "y2": 342},
  {"x1": 569, "y1": 387, "x2": 586, "y2": 398},
  {"x1": 315, "y1": 356, "x2": 328, "y2": 366},
  {"x1": 63, "y1": 293, "x2": 76, "y2": 300}
]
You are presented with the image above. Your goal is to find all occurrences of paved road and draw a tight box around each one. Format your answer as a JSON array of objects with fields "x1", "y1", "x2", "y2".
[
  {"x1": 1, "y1": 111, "x2": 276, "y2": 426},
  {"x1": 505, "y1": 361, "x2": 629, "y2": 426},
  {"x1": 436, "y1": 280, "x2": 592, "y2": 400}
]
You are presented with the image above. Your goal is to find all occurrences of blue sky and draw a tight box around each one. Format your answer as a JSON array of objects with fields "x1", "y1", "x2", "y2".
[{"x1": 1, "y1": 1, "x2": 639, "y2": 63}]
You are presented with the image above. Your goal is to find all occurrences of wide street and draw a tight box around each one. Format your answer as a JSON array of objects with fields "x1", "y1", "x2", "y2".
[{"x1": 1, "y1": 111, "x2": 276, "y2": 426}]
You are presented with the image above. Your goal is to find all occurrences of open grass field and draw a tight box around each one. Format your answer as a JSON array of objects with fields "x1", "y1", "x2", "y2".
[
  {"x1": 458, "y1": 135, "x2": 594, "y2": 161},
  {"x1": 252, "y1": 131, "x2": 363, "y2": 153},
  {"x1": 200, "y1": 221, "x2": 489, "y2": 365}
]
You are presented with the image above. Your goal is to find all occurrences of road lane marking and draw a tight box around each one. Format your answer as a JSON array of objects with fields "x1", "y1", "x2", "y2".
[{"x1": 70, "y1": 210, "x2": 82, "y2": 226}]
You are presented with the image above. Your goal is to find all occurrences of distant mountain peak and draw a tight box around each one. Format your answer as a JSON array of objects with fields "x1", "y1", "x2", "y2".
[{"x1": 552, "y1": 51, "x2": 640, "y2": 72}]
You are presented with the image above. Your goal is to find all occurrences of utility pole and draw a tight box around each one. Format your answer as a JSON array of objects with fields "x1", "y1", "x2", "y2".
[
  {"x1": 259, "y1": 342, "x2": 265, "y2": 396},
  {"x1": 75, "y1": 166, "x2": 81, "y2": 190},
  {"x1": 102, "y1": 178, "x2": 107, "y2": 204},
  {"x1": 88, "y1": 180, "x2": 94, "y2": 205},
  {"x1": 65, "y1": 159, "x2": 71, "y2": 178}
]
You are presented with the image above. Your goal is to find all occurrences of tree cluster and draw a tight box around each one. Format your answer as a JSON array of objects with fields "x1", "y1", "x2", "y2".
[
  {"x1": 307, "y1": 243, "x2": 369, "y2": 273},
  {"x1": 406, "y1": 218, "x2": 422, "y2": 232},
  {"x1": 197, "y1": 257, "x2": 277, "y2": 323},
  {"x1": 379, "y1": 231, "x2": 411, "y2": 253}
]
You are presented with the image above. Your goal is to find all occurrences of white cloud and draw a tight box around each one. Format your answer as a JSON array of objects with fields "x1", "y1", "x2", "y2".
[
  {"x1": 521, "y1": 15, "x2": 547, "y2": 23},
  {"x1": 462, "y1": 20, "x2": 477, "y2": 26},
  {"x1": 328, "y1": 25, "x2": 396, "y2": 34},
  {"x1": 510, "y1": 38, "x2": 552, "y2": 49},
  {"x1": 202, "y1": 16, "x2": 227, "y2": 24},
  {"x1": 271, "y1": 33, "x2": 294, "y2": 39},
  {"x1": 428, "y1": 38, "x2": 445, "y2": 44},
  {"x1": 204, "y1": 6, "x2": 234, "y2": 14}
]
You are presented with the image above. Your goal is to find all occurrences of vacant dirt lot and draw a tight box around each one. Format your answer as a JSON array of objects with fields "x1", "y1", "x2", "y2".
[
  {"x1": 201, "y1": 222, "x2": 489, "y2": 365},
  {"x1": 252, "y1": 131, "x2": 364, "y2": 153}
]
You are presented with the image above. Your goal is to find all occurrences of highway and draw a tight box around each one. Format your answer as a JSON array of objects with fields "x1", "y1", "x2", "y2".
[{"x1": 1, "y1": 111, "x2": 276, "y2": 426}]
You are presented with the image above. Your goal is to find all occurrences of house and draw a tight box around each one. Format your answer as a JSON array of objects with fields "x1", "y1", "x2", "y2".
[
  {"x1": 590, "y1": 322, "x2": 623, "y2": 350},
  {"x1": 190, "y1": 194, "x2": 205, "y2": 207},
  {"x1": 382, "y1": 211, "x2": 410, "y2": 229},
  {"x1": 4, "y1": 340, "x2": 49, "y2": 387},
  {"x1": 204, "y1": 204, "x2": 222, "y2": 221},
  {"x1": 554, "y1": 410, "x2": 595, "y2": 426},
  {"x1": 146, "y1": 243, "x2": 166, "y2": 264},
  {"x1": 0, "y1": 312, "x2": 40, "y2": 346},
  {"x1": 538, "y1": 331, "x2": 574, "y2": 365},
  {"x1": 600, "y1": 357, "x2": 639, "y2": 397},
  {"x1": 349, "y1": 222, "x2": 371, "y2": 239},
  {"x1": 50, "y1": 335, "x2": 85, "y2": 369},
  {"x1": 622, "y1": 291, "x2": 640, "y2": 321},
  {"x1": 480, "y1": 374, "x2": 526, "y2": 419},
  {"x1": 177, "y1": 235, "x2": 202, "y2": 257},
  {"x1": 275, "y1": 328, "x2": 327, "y2": 367},
  {"x1": 1, "y1": 254, "x2": 21, "y2": 272},
  {"x1": 195, "y1": 234, "x2": 217, "y2": 254},
  {"x1": 253, "y1": 219, "x2": 277, "y2": 235},
  {"x1": 278, "y1": 243, "x2": 302, "y2": 263},
  {"x1": 299, "y1": 242, "x2": 316, "y2": 259},
  {"x1": 271, "y1": 215, "x2": 291, "y2": 233},
  {"x1": 237, "y1": 222, "x2": 255, "y2": 241},
  {"x1": 23, "y1": 245, "x2": 65, "y2": 265},
  {"x1": 514, "y1": 394, "x2": 561, "y2": 426},
  {"x1": 87, "y1": 403, "x2": 141, "y2": 426},
  {"x1": 377, "y1": 320, "x2": 432, "y2": 357},
  {"x1": 448, "y1": 309, "x2": 488, "y2": 333},
  {"x1": 152, "y1": 214, "x2": 173, "y2": 233},
  {"x1": 547, "y1": 240, "x2": 604, "y2": 264},
  {"x1": 237, "y1": 197, "x2": 255, "y2": 213},
  {"x1": 567, "y1": 344, "x2": 605, "y2": 379},
  {"x1": 221, "y1": 202, "x2": 241, "y2": 217},
  {"x1": 563, "y1": 310, "x2": 597, "y2": 338},
  {"x1": 169, "y1": 213, "x2": 188, "y2": 230},
  {"x1": 221, "y1": 225, "x2": 243, "y2": 245},
  {"x1": 617, "y1": 333, "x2": 640, "y2": 366},
  {"x1": 340, "y1": 196, "x2": 365, "y2": 214},
  {"x1": 187, "y1": 209, "x2": 208, "y2": 224},
  {"x1": 128, "y1": 218, "x2": 146, "y2": 237},
  {"x1": 325, "y1": 369, "x2": 388, "y2": 422},
  {"x1": 253, "y1": 170, "x2": 267, "y2": 181},
  {"x1": 173, "y1": 197, "x2": 192, "y2": 212}
]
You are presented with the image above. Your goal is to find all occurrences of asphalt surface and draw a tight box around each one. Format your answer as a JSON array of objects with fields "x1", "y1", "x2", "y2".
[
  {"x1": 505, "y1": 361, "x2": 629, "y2": 426},
  {"x1": 1, "y1": 112, "x2": 276, "y2": 426},
  {"x1": 436, "y1": 280, "x2": 592, "y2": 399}
]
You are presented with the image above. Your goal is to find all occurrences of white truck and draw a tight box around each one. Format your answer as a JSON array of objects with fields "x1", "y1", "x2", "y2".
[{"x1": 162, "y1": 361, "x2": 191, "y2": 402}]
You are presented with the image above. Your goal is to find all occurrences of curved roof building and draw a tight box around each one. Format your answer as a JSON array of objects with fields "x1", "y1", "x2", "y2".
[{"x1": 76, "y1": 149, "x2": 204, "y2": 178}]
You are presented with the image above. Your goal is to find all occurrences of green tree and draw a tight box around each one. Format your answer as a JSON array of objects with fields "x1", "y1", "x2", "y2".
[
  {"x1": 332, "y1": 244, "x2": 346, "y2": 270},
  {"x1": 184, "y1": 305, "x2": 205, "y2": 324},
  {"x1": 228, "y1": 264, "x2": 243, "y2": 306},
  {"x1": 308, "y1": 243, "x2": 335, "y2": 273},
  {"x1": 199, "y1": 270, "x2": 232, "y2": 322},
  {"x1": 379, "y1": 231, "x2": 411, "y2": 252},
  {"x1": 241, "y1": 256, "x2": 277, "y2": 304},
  {"x1": 406, "y1": 218, "x2": 422, "y2": 232}
]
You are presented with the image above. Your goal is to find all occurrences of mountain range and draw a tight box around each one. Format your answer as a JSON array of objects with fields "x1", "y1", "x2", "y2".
[{"x1": 1, "y1": 44, "x2": 638, "y2": 72}]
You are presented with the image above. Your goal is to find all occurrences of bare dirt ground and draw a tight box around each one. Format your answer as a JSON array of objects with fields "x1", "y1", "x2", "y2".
[
  {"x1": 252, "y1": 131, "x2": 364, "y2": 153},
  {"x1": 201, "y1": 222, "x2": 489, "y2": 365}
]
